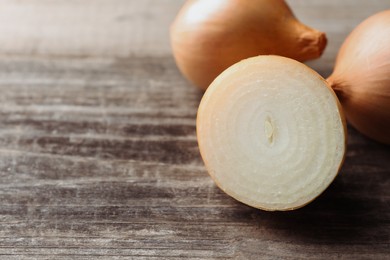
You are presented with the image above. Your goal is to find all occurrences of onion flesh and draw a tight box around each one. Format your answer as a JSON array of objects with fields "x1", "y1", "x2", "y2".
[{"x1": 197, "y1": 56, "x2": 346, "y2": 211}]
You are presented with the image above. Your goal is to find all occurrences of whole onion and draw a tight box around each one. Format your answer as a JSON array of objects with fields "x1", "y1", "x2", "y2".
[
  {"x1": 171, "y1": 0, "x2": 327, "y2": 90},
  {"x1": 327, "y1": 10, "x2": 390, "y2": 144}
]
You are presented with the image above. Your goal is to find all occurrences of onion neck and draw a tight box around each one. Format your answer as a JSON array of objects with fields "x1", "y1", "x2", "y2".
[{"x1": 326, "y1": 74, "x2": 347, "y2": 101}]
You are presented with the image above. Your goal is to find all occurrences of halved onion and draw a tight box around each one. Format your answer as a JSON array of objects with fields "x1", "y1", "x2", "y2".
[{"x1": 197, "y1": 56, "x2": 346, "y2": 211}]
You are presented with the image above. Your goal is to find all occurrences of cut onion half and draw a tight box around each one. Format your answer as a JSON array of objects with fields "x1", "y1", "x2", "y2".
[{"x1": 197, "y1": 56, "x2": 347, "y2": 211}]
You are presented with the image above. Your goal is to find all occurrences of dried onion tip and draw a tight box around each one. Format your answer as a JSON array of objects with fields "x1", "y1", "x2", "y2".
[{"x1": 197, "y1": 56, "x2": 346, "y2": 211}]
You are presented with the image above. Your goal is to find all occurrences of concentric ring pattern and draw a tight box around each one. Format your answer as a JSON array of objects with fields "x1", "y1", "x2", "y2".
[{"x1": 197, "y1": 56, "x2": 346, "y2": 211}]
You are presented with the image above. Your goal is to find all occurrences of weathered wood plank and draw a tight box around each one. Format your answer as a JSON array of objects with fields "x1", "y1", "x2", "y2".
[
  {"x1": 0, "y1": 0, "x2": 388, "y2": 63},
  {"x1": 0, "y1": 0, "x2": 183, "y2": 58},
  {"x1": 0, "y1": 0, "x2": 389, "y2": 258},
  {"x1": 0, "y1": 56, "x2": 388, "y2": 258}
]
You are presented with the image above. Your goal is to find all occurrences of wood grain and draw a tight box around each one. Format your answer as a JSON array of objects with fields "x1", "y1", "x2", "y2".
[
  {"x1": 0, "y1": 55, "x2": 389, "y2": 259},
  {"x1": 0, "y1": 1, "x2": 388, "y2": 62},
  {"x1": 0, "y1": 0, "x2": 389, "y2": 259}
]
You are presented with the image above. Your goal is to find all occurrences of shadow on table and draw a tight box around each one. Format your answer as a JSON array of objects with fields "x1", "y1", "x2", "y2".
[{"x1": 234, "y1": 134, "x2": 390, "y2": 245}]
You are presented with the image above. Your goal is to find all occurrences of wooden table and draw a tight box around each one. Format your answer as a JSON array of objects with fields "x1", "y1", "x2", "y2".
[{"x1": 0, "y1": 1, "x2": 389, "y2": 259}]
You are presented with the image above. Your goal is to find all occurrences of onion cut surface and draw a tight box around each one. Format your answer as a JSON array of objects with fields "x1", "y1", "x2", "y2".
[{"x1": 197, "y1": 56, "x2": 346, "y2": 211}]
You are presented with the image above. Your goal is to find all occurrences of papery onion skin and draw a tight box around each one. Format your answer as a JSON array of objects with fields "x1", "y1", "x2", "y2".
[
  {"x1": 170, "y1": 0, "x2": 327, "y2": 90},
  {"x1": 327, "y1": 10, "x2": 390, "y2": 145}
]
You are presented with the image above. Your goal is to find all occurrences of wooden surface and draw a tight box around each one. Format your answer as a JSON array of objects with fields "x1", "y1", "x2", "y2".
[{"x1": 0, "y1": 1, "x2": 389, "y2": 259}]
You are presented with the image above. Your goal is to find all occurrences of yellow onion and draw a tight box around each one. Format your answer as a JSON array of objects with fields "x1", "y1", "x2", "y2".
[
  {"x1": 197, "y1": 56, "x2": 346, "y2": 211},
  {"x1": 327, "y1": 10, "x2": 390, "y2": 144},
  {"x1": 170, "y1": 0, "x2": 327, "y2": 90}
]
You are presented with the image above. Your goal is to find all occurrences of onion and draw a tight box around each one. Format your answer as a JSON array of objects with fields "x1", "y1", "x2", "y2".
[
  {"x1": 197, "y1": 56, "x2": 346, "y2": 211},
  {"x1": 170, "y1": 0, "x2": 327, "y2": 90},
  {"x1": 327, "y1": 10, "x2": 390, "y2": 144}
]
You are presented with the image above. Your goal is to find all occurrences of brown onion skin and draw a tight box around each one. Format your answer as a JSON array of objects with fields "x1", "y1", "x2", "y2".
[
  {"x1": 170, "y1": 0, "x2": 327, "y2": 90},
  {"x1": 327, "y1": 10, "x2": 390, "y2": 145}
]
